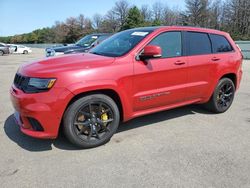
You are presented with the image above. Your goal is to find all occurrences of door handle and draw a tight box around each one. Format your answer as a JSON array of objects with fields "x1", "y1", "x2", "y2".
[
  {"x1": 174, "y1": 61, "x2": 186, "y2": 65},
  {"x1": 211, "y1": 57, "x2": 220, "y2": 61}
]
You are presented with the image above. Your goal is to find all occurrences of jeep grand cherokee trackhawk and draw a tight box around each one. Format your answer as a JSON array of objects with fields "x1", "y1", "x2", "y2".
[{"x1": 10, "y1": 26, "x2": 243, "y2": 148}]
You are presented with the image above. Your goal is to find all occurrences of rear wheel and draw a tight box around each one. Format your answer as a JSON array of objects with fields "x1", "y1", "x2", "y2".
[
  {"x1": 63, "y1": 94, "x2": 120, "y2": 148},
  {"x1": 0, "y1": 50, "x2": 4, "y2": 56},
  {"x1": 205, "y1": 78, "x2": 235, "y2": 113}
]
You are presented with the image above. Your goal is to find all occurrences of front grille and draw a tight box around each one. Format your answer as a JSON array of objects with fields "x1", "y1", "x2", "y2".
[{"x1": 14, "y1": 74, "x2": 29, "y2": 91}]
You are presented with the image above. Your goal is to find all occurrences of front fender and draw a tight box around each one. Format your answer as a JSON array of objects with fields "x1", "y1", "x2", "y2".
[{"x1": 66, "y1": 80, "x2": 133, "y2": 121}]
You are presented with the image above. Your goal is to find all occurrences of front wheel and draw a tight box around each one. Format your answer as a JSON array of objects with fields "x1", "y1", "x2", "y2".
[
  {"x1": 205, "y1": 78, "x2": 235, "y2": 113},
  {"x1": 0, "y1": 50, "x2": 4, "y2": 56},
  {"x1": 23, "y1": 50, "x2": 28, "y2": 54},
  {"x1": 63, "y1": 94, "x2": 120, "y2": 148}
]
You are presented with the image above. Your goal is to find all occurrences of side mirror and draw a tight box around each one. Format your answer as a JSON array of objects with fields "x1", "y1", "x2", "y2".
[{"x1": 139, "y1": 45, "x2": 162, "y2": 60}]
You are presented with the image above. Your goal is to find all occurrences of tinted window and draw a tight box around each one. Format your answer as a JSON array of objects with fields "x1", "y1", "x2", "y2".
[
  {"x1": 0, "y1": 44, "x2": 4, "y2": 47},
  {"x1": 187, "y1": 32, "x2": 211, "y2": 55},
  {"x1": 210, "y1": 34, "x2": 233, "y2": 53},
  {"x1": 97, "y1": 35, "x2": 109, "y2": 42},
  {"x1": 76, "y1": 35, "x2": 98, "y2": 47},
  {"x1": 149, "y1": 32, "x2": 182, "y2": 58}
]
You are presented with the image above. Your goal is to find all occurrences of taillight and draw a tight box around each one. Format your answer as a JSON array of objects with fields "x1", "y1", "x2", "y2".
[
  {"x1": 236, "y1": 44, "x2": 243, "y2": 59},
  {"x1": 236, "y1": 44, "x2": 241, "y2": 52}
]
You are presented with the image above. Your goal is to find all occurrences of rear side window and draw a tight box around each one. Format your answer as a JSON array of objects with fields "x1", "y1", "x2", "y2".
[
  {"x1": 210, "y1": 34, "x2": 233, "y2": 53},
  {"x1": 186, "y1": 32, "x2": 212, "y2": 55},
  {"x1": 149, "y1": 32, "x2": 182, "y2": 58}
]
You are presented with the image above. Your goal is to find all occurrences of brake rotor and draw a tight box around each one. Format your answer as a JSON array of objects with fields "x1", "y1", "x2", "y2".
[{"x1": 77, "y1": 114, "x2": 85, "y2": 129}]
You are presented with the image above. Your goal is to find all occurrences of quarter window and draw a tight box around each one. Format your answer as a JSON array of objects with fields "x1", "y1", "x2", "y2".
[
  {"x1": 210, "y1": 34, "x2": 233, "y2": 53},
  {"x1": 186, "y1": 32, "x2": 212, "y2": 55},
  {"x1": 149, "y1": 32, "x2": 182, "y2": 58}
]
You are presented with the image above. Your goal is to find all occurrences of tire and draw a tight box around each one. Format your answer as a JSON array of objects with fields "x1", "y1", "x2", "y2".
[
  {"x1": 205, "y1": 78, "x2": 235, "y2": 113},
  {"x1": 0, "y1": 50, "x2": 3, "y2": 56},
  {"x1": 63, "y1": 94, "x2": 120, "y2": 148},
  {"x1": 23, "y1": 50, "x2": 28, "y2": 54}
]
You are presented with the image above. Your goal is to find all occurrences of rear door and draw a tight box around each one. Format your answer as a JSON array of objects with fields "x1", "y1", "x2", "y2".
[
  {"x1": 209, "y1": 33, "x2": 234, "y2": 65},
  {"x1": 133, "y1": 31, "x2": 189, "y2": 112},
  {"x1": 184, "y1": 31, "x2": 216, "y2": 100},
  {"x1": 17, "y1": 46, "x2": 24, "y2": 53}
]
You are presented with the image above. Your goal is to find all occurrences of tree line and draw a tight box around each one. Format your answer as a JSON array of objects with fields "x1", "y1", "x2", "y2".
[{"x1": 0, "y1": 0, "x2": 249, "y2": 44}]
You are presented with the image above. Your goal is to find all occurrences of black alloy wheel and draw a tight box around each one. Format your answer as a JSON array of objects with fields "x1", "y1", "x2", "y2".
[
  {"x1": 73, "y1": 102, "x2": 114, "y2": 141},
  {"x1": 216, "y1": 81, "x2": 234, "y2": 111},
  {"x1": 63, "y1": 94, "x2": 120, "y2": 148},
  {"x1": 205, "y1": 78, "x2": 235, "y2": 113}
]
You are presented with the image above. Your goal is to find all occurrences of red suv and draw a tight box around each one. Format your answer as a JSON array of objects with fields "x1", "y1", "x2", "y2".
[{"x1": 10, "y1": 26, "x2": 243, "y2": 148}]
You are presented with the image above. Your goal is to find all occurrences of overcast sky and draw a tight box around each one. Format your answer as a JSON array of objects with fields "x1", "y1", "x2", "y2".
[{"x1": 0, "y1": 0, "x2": 185, "y2": 36}]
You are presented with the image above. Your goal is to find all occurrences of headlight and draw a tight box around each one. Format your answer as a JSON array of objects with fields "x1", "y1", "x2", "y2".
[
  {"x1": 46, "y1": 49, "x2": 55, "y2": 57},
  {"x1": 27, "y1": 78, "x2": 56, "y2": 93}
]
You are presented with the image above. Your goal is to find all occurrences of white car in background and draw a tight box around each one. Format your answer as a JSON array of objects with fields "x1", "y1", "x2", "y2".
[{"x1": 9, "y1": 44, "x2": 32, "y2": 54}]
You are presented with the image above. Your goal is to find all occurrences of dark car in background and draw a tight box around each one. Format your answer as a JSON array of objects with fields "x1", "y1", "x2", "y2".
[
  {"x1": 45, "y1": 33, "x2": 111, "y2": 57},
  {"x1": 0, "y1": 43, "x2": 10, "y2": 56}
]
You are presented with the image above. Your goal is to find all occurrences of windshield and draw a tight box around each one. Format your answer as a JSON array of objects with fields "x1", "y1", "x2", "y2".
[
  {"x1": 89, "y1": 30, "x2": 152, "y2": 57},
  {"x1": 76, "y1": 35, "x2": 98, "y2": 47}
]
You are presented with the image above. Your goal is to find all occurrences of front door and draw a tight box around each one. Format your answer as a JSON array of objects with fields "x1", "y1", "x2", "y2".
[{"x1": 133, "y1": 31, "x2": 188, "y2": 112}]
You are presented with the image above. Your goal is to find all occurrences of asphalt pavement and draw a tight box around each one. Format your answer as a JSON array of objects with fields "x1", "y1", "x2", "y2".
[{"x1": 0, "y1": 49, "x2": 250, "y2": 187}]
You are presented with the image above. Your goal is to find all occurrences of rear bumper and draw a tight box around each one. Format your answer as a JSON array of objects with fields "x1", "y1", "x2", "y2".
[{"x1": 10, "y1": 85, "x2": 74, "y2": 139}]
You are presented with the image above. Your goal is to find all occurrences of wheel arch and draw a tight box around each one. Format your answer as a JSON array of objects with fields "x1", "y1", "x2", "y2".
[
  {"x1": 204, "y1": 72, "x2": 237, "y2": 104},
  {"x1": 220, "y1": 73, "x2": 237, "y2": 88},
  {"x1": 64, "y1": 89, "x2": 124, "y2": 122}
]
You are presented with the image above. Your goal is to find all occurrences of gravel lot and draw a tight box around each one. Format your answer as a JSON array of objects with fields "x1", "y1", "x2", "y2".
[{"x1": 0, "y1": 49, "x2": 250, "y2": 188}]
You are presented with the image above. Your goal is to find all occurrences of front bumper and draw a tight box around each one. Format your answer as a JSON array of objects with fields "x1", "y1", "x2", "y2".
[{"x1": 10, "y1": 85, "x2": 74, "y2": 139}]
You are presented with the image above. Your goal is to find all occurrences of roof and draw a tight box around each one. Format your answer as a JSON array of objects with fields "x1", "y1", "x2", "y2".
[{"x1": 126, "y1": 25, "x2": 228, "y2": 35}]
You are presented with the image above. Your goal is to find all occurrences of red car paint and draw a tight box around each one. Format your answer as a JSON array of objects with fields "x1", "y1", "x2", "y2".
[{"x1": 10, "y1": 26, "x2": 243, "y2": 139}]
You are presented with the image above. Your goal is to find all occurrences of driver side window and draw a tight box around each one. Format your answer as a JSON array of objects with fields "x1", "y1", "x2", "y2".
[{"x1": 149, "y1": 31, "x2": 182, "y2": 58}]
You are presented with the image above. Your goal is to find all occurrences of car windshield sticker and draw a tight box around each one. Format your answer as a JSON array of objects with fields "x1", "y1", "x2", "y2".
[
  {"x1": 131, "y1": 32, "x2": 149, "y2": 36},
  {"x1": 91, "y1": 36, "x2": 98, "y2": 39}
]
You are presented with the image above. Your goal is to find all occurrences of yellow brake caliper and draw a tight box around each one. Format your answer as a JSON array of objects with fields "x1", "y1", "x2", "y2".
[{"x1": 101, "y1": 112, "x2": 108, "y2": 122}]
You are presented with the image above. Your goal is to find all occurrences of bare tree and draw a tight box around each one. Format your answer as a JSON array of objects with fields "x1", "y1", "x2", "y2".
[
  {"x1": 152, "y1": 1, "x2": 164, "y2": 21},
  {"x1": 112, "y1": 0, "x2": 130, "y2": 29},
  {"x1": 92, "y1": 14, "x2": 103, "y2": 30},
  {"x1": 53, "y1": 21, "x2": 68, "y2": 43},
  {"x1": 140, "y1": 4, "x2": 152, "y2": 22},
  {"x1": 226, "y1": 0, "x2": 250, "y2": 36},
  {"x1": 77, "y1": 14, "x2": 85, "y2": 29},
  {"x1": 162, "y1": 5, "x2": 182, "y2": 25},
  {"x1": 100, "y1": 10, "x2": 119, "y2": 32},
  {"x1": 207, "y1": 0, "x2": 222, "y2": 29}
]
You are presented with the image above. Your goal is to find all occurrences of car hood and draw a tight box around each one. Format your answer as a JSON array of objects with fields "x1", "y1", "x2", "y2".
[
  {"x1": 50, "y1": 45, "x2": 86, "y2": 52},
  {"x1": 19, "y1": 53, "x2": 115, "y2": 76}
]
